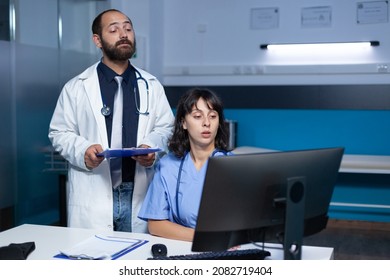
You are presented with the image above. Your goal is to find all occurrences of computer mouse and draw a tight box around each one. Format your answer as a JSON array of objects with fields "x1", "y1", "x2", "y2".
[{"x1": 151, "y1": 243, "x2": 168, "y2": 257}]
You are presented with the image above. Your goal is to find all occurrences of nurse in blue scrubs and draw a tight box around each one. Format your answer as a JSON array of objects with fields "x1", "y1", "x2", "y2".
[{"x1": 138, "y1": 88, "x2": 232, "y2": 241}]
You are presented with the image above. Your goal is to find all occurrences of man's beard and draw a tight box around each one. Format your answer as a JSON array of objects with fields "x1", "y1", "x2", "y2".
[{"x1": 101, "y1": 37, "x2": 137, "y2": 61}]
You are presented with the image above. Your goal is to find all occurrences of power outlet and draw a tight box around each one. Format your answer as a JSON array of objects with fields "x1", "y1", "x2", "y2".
[{"x1": 377, "y1": 64, "x2": 388, "y2": 73}]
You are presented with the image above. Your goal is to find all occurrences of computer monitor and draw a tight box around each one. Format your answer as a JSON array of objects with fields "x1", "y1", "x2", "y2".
[{"x1": 192, "y1": 147, "x2": 344, "y2": 260}]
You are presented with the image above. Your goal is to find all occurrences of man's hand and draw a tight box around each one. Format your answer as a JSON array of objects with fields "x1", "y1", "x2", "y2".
[
  {"x1": 132, "y1": 144, "x2": 156, "y2": 167},
  {"x1": 84, "y1": 144, "x2": 104, "y2": 169}
]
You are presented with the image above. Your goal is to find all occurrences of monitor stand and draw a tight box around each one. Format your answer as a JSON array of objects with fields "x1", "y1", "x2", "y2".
[{"x1": 283, "y1": 177, "x2": 306, "y2": 260}]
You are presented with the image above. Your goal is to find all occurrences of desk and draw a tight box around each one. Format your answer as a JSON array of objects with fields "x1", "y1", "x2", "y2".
[
  {"x1": 0, "y1": 224, "x2": 334, "y2": 260},
  {"x1": 339, "y1": 154, "x2": 390, "y2": 174},
  {"x1": 233, "y1": 147, "x2": 390, "y2": 218},
  {"x1": 233, "y1": 146, "x2": 390, "y2": 174}
]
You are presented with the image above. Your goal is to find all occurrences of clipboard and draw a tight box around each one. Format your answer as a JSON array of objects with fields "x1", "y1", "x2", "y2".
[
  {"x1": 97, "y1": 147, "x2": 161, "y2": 158},
  {"x1": 54, "y1": 235, "x2": 149, "y2": 260}
]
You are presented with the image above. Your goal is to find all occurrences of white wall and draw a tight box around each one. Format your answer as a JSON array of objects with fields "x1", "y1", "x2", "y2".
[
  {"x1": 105, "y1": 0, "x2": 390, "y2": 85},
  {"x1": 121, "y1": 0, "x2": 390, "y2": 85}
]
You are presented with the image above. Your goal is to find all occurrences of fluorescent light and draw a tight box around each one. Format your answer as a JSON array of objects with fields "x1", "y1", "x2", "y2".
[{"x1": 260, "y1": 41, "x2": 379, "y2": 51}]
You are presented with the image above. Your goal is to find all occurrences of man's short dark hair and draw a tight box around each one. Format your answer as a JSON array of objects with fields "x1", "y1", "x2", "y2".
[{"x1": 91, "y1": 9, "x2": 132, "y2": 36}]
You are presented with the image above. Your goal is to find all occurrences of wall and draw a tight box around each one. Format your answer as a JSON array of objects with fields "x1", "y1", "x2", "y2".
[
  {"x1": 141, "y1": 0, "x2": 390, "y2": 222},
  {"x1": 1, "y1": 0, "x2": 388, "y2": 229},
  {"x1": 0, "y1": 39, "x2": 14, "y2": 217},
  {"x1": 160, "y1": 0, "x2": 390, "y2": 85},
  {"x1": 26, "y1": 0, "x2": 390, "y2": 224}
]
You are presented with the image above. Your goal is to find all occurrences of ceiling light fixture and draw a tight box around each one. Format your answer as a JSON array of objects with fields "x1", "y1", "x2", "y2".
[{"x1": 260, "y1": 41, "x2": 380, "y2": 51}]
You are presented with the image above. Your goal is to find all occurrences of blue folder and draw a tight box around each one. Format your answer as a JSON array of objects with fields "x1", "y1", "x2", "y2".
[{"x1": 97, "y1": 147, "x2": 161, "y2": 158}]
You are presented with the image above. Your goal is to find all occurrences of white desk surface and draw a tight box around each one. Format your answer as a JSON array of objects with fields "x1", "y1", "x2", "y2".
[
  {"x1": 339, "y1": 154, "x2": 390, "y2": 174},
  {"x1": 0, "y1": 224, "x2": 334, "y2": 260}
]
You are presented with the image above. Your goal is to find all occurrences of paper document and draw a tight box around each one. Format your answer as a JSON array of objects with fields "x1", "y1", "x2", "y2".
[
  {"x1": 97, "y1": 147, "x2": 161, "y2": 158},
  {"x1": 56, "y1": 235, "x2": 148, "y2": 260}
]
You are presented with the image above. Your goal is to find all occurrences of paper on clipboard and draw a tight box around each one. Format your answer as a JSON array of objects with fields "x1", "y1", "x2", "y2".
[
  {"x1": 55, "y1": 235, "x2": 148, "y2": 260},
  {"x1": 97, "y1": 147, "x2": 161, "y2": 158}
]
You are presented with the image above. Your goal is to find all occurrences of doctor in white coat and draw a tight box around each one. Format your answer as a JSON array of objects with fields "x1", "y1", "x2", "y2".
[{"x1": 48, "y1": 9, "x2": 174, "y2": 233}]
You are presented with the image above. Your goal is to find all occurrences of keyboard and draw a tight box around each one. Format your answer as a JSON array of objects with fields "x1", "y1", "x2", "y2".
[{"x1": 148, "y1": 248, "x2": 270, "y2": 260}]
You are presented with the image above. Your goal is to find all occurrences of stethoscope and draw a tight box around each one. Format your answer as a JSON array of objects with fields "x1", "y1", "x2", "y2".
[
  {"x1": 101, "y1": 68, "x2": 150, "y2": 117},
  {"x1": 174, "y1": 149, "x2": 229, "y2": 224}
]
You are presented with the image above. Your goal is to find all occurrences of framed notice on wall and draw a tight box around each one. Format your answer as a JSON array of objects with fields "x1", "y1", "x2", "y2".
[
  {"x1": 250, "y1": 7, "x2": 279, "y2": 30},
  {"x1": 301, "y1": 6, "x2": 332, "y2": 28},
  {"x1": 357, "y1": 1, "x2": 389, "y2": 24}
]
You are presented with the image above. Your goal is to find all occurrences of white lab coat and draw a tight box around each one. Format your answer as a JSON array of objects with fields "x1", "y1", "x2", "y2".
[{"x1": 48, "y1": 62, "x2": 174, "y2": 232}]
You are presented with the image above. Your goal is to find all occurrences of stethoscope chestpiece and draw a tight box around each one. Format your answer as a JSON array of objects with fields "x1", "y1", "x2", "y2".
[
  {"x1": 101, "y1": 104, "x2": 111, "y2": 116},
  {"x1": 100, "y1": 68, "x2": 150, "y2": 117}
]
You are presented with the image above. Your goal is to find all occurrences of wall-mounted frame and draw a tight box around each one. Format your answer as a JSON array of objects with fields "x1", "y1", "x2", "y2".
[
  {"x1": 301, "y1": 6, "x2": 332, "y2": 28},
  {"x1": 250, "y1": 7, "x2": 279, "y2": 30},
  {"x1": 357, "y1": 1, "x2": 388, "y2": 24}
]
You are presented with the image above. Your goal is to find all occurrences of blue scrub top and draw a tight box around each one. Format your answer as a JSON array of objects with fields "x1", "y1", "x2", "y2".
[{"x1": 138, "y1": 150, "x2": 232, "y2": 228}]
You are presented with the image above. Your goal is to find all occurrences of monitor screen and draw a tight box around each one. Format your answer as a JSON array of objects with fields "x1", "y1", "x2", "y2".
[{"x1": 192, "y1": 147, "x2": 344, "y2": 259}]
